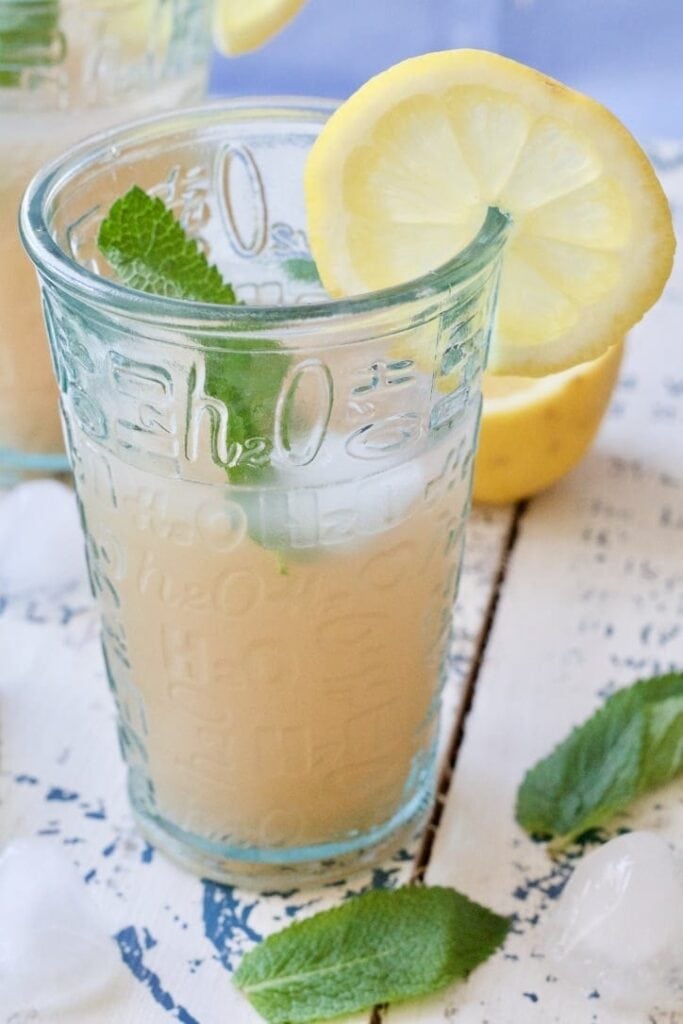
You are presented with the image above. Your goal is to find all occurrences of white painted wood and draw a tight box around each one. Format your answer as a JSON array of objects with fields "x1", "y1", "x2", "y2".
[
  {"x1": 386, "y1": 158, "x2": 683, "y2": 1024},
  {"x1": 437, "y1": 503, "x2": 514, "y2": 765}
]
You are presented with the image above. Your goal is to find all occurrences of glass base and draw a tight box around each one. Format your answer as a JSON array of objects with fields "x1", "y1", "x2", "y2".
[
  {"x1": 0, "y1": 447, "x2": 70, "y2": 487},
  {"x1": 128, "y1": 773, "x2": 434, "y2": 890}
]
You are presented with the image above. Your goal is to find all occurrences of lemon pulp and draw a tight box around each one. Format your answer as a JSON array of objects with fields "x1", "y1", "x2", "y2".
[{"x1": 306, "y1": 50, "x2": 674, "y2": 376}]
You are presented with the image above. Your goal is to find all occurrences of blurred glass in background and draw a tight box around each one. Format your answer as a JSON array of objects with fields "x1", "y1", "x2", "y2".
[{"x1": 210, "y1": 0, "x2": 683, "y2": 140}]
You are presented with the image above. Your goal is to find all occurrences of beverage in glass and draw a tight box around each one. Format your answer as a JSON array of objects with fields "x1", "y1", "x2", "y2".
[
  {"x1": 21, "y1": 100, "x2": 509, "y2": 885},
  {"x1": 0, "y1": 0, "x2": 211, "y2": 480}
]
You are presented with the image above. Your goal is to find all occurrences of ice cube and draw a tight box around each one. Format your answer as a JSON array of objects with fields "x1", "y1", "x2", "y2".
[
  {"x1": 239, "y1": 430, "x2": 425, "y2": 552},
  {"x1": 0, "y1": 480, "x2": 88, "y2": 596},
  {"x1": 0, "y1": 838, "x2": 122, "y2": 1012},
  {"x1": 548, "y1": 830, "x2": 683, "y2": 1010}
]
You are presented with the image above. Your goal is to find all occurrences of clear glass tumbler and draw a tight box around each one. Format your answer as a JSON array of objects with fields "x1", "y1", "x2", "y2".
[
  {"x1": 0, "y1": 0, "x2": 211, "y2": 483},
  {"x1": 21, "y1": 100, "x2": 509, "y2": 887}
]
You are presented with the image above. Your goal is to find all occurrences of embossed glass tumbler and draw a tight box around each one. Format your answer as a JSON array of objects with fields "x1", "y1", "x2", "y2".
[
  {"x1": 0, "y1": 0, "x2": 211, "y2": 483},
  {"x1": 21, "y1": 100, "x2": 510, "y2": 886}
]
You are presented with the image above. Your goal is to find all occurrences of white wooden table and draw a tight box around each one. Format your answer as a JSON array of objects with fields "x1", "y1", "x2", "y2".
[{"x1": 1, "y1": 152, "x2": 682, "y2": 1024}]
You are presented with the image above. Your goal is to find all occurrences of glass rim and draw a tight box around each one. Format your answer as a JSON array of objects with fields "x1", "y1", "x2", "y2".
[{"x1": 20, "y1": 96, "x2": 511, "y2": 331}]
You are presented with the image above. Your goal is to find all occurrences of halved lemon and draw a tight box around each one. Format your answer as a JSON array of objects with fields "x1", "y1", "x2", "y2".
[
  {"x1": 212, "y1": 0, "x2": 307, "y2": 56},
  {"x1": 305, "y1": 50, "x2": 674, "y2": 375},
  {"x1": 474, "y1": 340, "x2": 624, "y2": 504}
]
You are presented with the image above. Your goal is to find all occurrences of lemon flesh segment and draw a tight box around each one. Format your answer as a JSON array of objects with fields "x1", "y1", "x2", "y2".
[
  {"x1": 474, "y1": 340, "x2": 624, "y2": 505},
  {"x1": 305, "y1": 50, "x2": 675, "y2": 376},
  {"x1": 213, "y1": 0, "x2": 307, "y2": 56}
]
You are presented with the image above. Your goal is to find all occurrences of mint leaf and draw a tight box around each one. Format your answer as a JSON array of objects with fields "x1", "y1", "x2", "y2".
[
  {"x1": 0, "y1": 1, "x2": 60, "y2": 88},
  {"x1": 283, "y1": 257, "x2": 321, "y2": 284},
  {"x1": 516, "y1": 671, "x2": 683, "y2": 852},
  {"x1": 97, "y1": 187, "x2": 290, "y2": 487},
  {"x1": 97, "y1": 186, "x2": 236, "y2": 304},
  {"x1": 203, "y1": 339, "x2": 287, "y2": 487},
  {"x1": 234, "y1": 886, "x2": 509, "y2": 1024}
]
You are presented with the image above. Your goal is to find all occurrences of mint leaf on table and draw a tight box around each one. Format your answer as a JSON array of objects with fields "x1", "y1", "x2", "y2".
[
  {"x1": 516, "y1": 671, "x2": 683, "y2": 853},
  {"x1": 97, "y1": 186, "x2": 289, "y2": 487},
  {"x1": 233, "y1": 886, "x2": 510, "y2": 1024},
  {"x1": 0, "y1": 0, "x2": 60, "y2": 88}
]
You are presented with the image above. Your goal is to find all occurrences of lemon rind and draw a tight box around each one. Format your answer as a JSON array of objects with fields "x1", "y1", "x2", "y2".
[{"x1": 305, "y1": 50, "x2": 675, "y2": 377}]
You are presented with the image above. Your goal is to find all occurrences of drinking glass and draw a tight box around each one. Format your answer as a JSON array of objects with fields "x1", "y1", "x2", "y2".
[
  {"x1": 21, "y1": 99, "x2": 509, "y2": 886},
  {"x1": 0, "y1": 0, "x2": 211, "y2": 483}
]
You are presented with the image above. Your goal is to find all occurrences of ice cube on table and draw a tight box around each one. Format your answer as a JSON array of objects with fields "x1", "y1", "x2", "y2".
[
  {"x1": 548, "y1": 830, "x2": 683, "y2": 1010},
  {"x1": 0, "y1": 480, "x2": 88, "y2": 596},
  {"x1": 0, "y1": 838, "x2": 122, "y2": 1012}
]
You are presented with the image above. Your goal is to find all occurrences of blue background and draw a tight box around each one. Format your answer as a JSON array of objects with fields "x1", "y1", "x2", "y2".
[{"x1": 209, "y1": 0, "x2": 683, "y2": 141}]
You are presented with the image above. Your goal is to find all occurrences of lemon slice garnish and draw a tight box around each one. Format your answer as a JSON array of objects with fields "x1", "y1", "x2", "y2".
[{"x1": 305, "y1": 50, "x2": 674, "y2": 375}]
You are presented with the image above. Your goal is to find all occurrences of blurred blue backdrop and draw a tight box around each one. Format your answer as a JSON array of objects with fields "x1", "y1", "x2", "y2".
[{"x1": 210, "y1": 0, "x2": 683, "y2": 141}]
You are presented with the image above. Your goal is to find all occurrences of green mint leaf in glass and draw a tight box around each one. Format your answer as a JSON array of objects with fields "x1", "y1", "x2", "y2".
[
  {"x1": 203, "y1": 337, "x2": 287, "y2": 488},
  {"x1": 97, "y1": 186, "x2": 236, "y2": 304},
  {"x1": 516, "y1": 671, "x2": 683, "y2": 853},
  {"x1": 283, "y1": 257, "x2": 321, "y2": 284},
  {"x1": 0, "y1": 0, "x2": 61, "y2": 88},
  {"x1": 233, "y1": 886, "x2": 510, "y2": 1024},
  {"x1": 97, "y1": 186, "x2": 290, "y2": 488}
]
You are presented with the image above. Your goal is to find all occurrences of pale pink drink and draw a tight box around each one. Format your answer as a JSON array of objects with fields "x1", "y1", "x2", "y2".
[{"x1": 0, "y1": 0, "x2": 211, "y2": 480}]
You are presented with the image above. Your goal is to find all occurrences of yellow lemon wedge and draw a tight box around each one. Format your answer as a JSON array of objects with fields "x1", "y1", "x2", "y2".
[
  {"x1": 212, "y1": 0, "x2": 307, "y2": 56},
  {"x1": 474, "y1": 340, "x2": 624, "y2": 504},
  {"x1": 305, "y1": 50, "x2": 675, "y2": 375}
]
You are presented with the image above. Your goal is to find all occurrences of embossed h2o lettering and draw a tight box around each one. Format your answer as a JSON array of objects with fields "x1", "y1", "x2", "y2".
[
  {"x1": 274, "y1": 359, "x2": 333, "y2": 467},
  {"x1": 185, "y1": 358, "x2": 235, "y2": 468},
  {"x1": 109, "y1": 352, "x2": 177, "y2": 458},
  {"x1": 43, "y1": 295, "x2": 107, "y2": 440},
  {"x1": 130, "y1": 487, "x2": 247, "y2": 552},
  {"x1": 150, "y1": 164, "x2": 211, "y2": 236},
  {"x1": 346, "y1": 357, "x2": 422, "y2": 459},
  {"x1": 184, "y1": 358, "x2": 271, "y2": 471},
  {"x1": 218, "y1": 144, "x2": 268, "y2": 257}
]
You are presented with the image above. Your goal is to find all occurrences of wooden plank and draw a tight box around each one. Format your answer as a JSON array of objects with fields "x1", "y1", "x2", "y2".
[
  {"x1": 437, "y1": 503, "x2": 515, "y2": 766},
  {"x1": 0, "y1": 496, "x2": 512, "y2": 1021},
  {"x1": 386, "y1": 159, "x2": 683, "y2": 1024}
]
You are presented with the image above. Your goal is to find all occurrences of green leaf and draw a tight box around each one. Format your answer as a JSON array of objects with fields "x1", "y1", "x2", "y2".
[
  {"x1": 516, "y1": 671, "x2": 683, "y2": 852},
  {"x1": 283, "y1": 257, "x2": 321, "y2": 284},
  {"x1": 97, "y1": 186, "x2": 290, "y2": 487},
  {"x1": 233, "y1": 886, "x2": 510, "y2": 1024},
  {"x1": 0, "y1": 0, "x2": 61, "y2": 88},
  {"x1": 203, "y1": 337, "x2": 288, "y2": 487},
  {"x1": 97, "y1": 186, "x2": 237, "y2": 304}
]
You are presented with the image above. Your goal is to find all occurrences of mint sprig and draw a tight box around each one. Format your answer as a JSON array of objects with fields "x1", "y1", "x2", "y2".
[
  {"x1": 516, "y1": 671, "x2": 683, "y2": 853},
  {"x1": 97, "y1": 186, "x2": 289, "y2": 486},
  {"x1": 0, "y1": 0, "x2": 61, "y2": 88},
  {"x1": 234, "y1": 886, "x2": 510, "y2": 1024},
  {"x1": 98, "y1": 186, "x2": 237, "y2": 304}
]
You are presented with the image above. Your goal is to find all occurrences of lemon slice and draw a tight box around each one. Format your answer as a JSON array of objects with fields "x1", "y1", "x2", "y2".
[
  {"x1": 474, "y1": 340, "x2": 624, "y2": 504},
  {"x1": 212, "y1": 0, "x2": 307, "y2": 56},
  {"x1": 305, "y1": 50, "x2": 675, "y2": 375}
]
